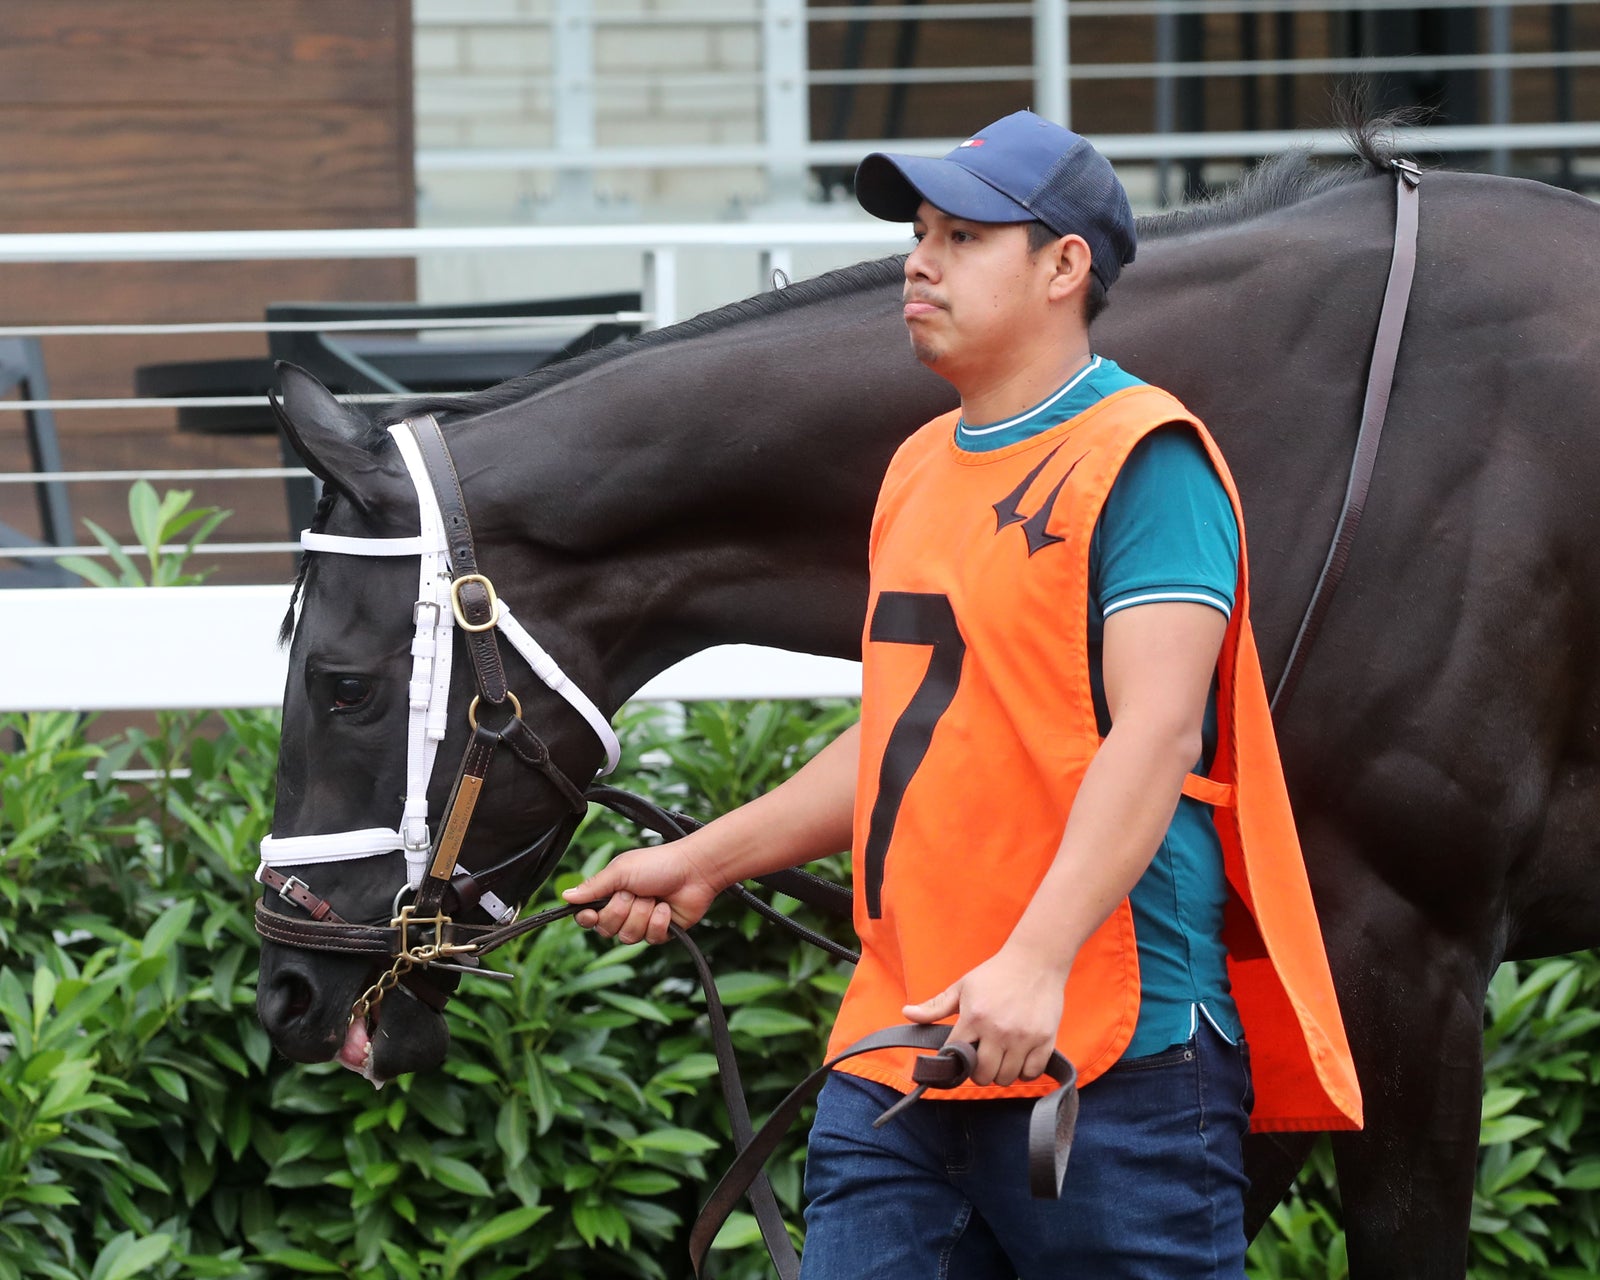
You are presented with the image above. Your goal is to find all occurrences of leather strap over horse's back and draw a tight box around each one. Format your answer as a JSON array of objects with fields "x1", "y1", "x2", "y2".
[{"x1": 1272, "y1": 159, "x2": 1421, "y2": 714}]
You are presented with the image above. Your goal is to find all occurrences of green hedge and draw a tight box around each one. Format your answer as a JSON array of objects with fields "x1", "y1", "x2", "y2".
[{"x1": 3, "y1": 703, "x2": 1599, "y2": 1278}]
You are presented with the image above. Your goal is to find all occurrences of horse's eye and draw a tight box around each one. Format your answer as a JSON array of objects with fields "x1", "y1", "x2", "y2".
[{"x1": 332, "y1": 676, "x2": 371, "y2": 711}]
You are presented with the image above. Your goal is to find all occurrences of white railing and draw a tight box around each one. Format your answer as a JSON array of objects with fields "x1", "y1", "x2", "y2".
[
  {"x1": 0, "y1": 223, "x2": 899, "y2": 708},
  {"x1": 0, "y1": 222, "x2": 907, "y2": 330},
  {"x1": 0, "y1": 221, "x2": 909, "y2": 565},
  {"x1": 0, "y1": 586, "x2": 861, "y2": 712}
]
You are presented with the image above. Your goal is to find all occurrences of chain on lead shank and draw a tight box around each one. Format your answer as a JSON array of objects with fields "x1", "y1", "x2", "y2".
[{"x1": 348, "y1": 912, "x2": 485, "y2": 1026}]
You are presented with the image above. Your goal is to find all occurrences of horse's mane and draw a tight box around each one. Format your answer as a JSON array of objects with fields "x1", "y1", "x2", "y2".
[
  {"x1": 369, "y1": 255, "x2": 909, "y2": 431},
  {"x1": 367, "y1": 111, "x2": 1403, "y2": 436},
  {"x1": 282, "y1": 111, "x2": 1405, "y2": 644},
  {"x1": 1138, "y1": 110, "x2": 1400, "y2": 241}
]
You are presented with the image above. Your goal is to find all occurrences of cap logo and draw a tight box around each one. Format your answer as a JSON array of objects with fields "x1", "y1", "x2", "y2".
[{"x1": 958, "y1": 138, "x2": 985, "y2": 148}]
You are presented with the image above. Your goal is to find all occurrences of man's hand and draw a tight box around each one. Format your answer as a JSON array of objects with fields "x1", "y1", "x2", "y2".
[
  {"x1": 562, "y1": 843, "x2": 722, "y2": 945},
  {"x1": 563, "y1": 723, "x2": 862, "y2": 947},
  {"x1": 902, "y1": 944, "x2": 1068, "y2": 1087}
]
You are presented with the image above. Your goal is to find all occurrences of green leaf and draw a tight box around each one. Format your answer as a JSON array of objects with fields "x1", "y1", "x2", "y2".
[
  {"x1": 495, "y1": 1096, "x2": 529, "y2": 1169},
  {"x1": 141, "y1": 899, "x2": 195, "y2": 956},
  {"x1": 710, "y1": 1211, "x2": 765, "y2": 1251},
  {"x1": 447, "y1": 1205, "x2": 551, "y2": 1275},
  {"x1": 79, "y1": 517, "x2": 144, "y2": 586},
  {"x1": 31, "y1": 966, "x2": 58, "y2": 1035},
  {"x1": 1562, "y1": 1158, "x2": 1600, "y2": 1190},
  {"x1": 1481, "y1": 1087, "x2": 1527, "y2": 1121},
  {"x1": 595, "y1": 989, "x2": 673, "y2": 1023},
  {"x1": 128, "y1": 481, "x2": 163, "y2": 555},
  {"x1": 56, "y1": 555, "x2": 121, "y2": 588},
  {"x1": 430, "y1": 1155, "x2": 492, "y2": 1197},
  {"x1": 1484, "y1": 1144, "x2": 1545, "y2": 1194},
  {"x1": 631, "y1": 1127, "x2": 720, "y2": 1156},
  {"x1": 89, "y1": 1231, "x2": 173, "y2": 1280},
  {"x1": 15, "y1": 1184, "x2": 78, "y2": 1207},
  {"x1": 251, "y1": 1250, "x2": 344, "y2": 1275},
  {"x1": 609, "y1": 1170, "x2": 681, "y2": 1196},
  {"x1": 727, "y1": 1006, "x2": 815, "y2": 1038},
  {"x1": 147, "y1": 1064, "x2": 188, "y2": 1103},
  {"x1": 1481, "y1": 1115, "x2": 1543, "y2": 1145},
  {"x1": 713, "y1": 971, "x2": 789, "y2": 1005}
]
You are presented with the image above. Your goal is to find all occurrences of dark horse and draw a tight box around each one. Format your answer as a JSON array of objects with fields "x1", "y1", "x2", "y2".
[{"x1": 256, "y1": 124, "x2": 1600, "y2": 1279}]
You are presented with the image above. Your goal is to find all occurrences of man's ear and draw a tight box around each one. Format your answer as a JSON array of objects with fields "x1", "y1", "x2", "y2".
[{"x1": 1046, "y1": 235, "x2": 1095, "y2": 305}]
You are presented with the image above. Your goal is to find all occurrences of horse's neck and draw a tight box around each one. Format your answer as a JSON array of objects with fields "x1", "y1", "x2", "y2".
[{"x1": 450, "y1": 290, "x2": 956, "y2": 703}]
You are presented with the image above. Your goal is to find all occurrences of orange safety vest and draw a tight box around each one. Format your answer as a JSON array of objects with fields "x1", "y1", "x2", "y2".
[{"x1": 828, "y1": 384, "x2": 1362, "y2": 1133}]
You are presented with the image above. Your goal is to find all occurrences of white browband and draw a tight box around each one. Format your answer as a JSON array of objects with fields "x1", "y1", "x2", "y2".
[
  {"x1": 257, "y1": 416, "x2": 621, "y2": 907},
  {"x1": 298, "y1": 531, "x2": 439, "y2": 556}
]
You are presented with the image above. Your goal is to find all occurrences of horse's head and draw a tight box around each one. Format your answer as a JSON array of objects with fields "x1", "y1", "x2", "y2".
[{"x1": 255, "y1": 365, "x2": 617, "y2": 1083}]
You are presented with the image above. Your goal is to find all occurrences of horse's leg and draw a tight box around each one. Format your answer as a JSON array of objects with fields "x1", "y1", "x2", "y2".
[
  {"x1": 1325, "y1": 903, "x2": 1490, "y2": 1280},
  {"x1": 1241, "y1": 1132, "x2": 1315, "y2": 1240}
]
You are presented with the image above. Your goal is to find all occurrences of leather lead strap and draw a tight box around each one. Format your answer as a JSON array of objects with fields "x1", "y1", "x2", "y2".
[
  {"x1": 1272, "y1": 160, "x2": 1421, "y2": 715},
  {"x1": 688, "y1": 1023, "x2": 1079, "y2": 1278}
]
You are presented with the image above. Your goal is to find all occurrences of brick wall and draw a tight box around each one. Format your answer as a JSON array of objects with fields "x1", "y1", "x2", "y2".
[{"x1": 415, "y1": 0, "x2": 767, "y2": 222}]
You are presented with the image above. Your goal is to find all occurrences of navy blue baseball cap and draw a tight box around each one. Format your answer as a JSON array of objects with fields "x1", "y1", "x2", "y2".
[{"x1": 855, "y1": 110, "x2": 1137, "y2": 290}]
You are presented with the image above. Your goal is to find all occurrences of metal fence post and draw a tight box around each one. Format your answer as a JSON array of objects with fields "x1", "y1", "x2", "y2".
[
  {"x1": 1488, "y1": 2, "x2": 1512, "y2": 175},
  {"x1": 553, "y1": 0, "x2": 596, "y2": 210},
  {"x1": 1032, "y1": 0, "x2": 1069, "y2": 128},
  {"x1": 763, "y1": 0, "x2": 811, "y2": 205},
  {"x1": 643, "y1": 249, "x2": 679, "y2": 331}
]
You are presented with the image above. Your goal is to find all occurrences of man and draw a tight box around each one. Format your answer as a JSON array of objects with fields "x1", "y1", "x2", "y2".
[{"x1": 566, "y1": 111, "x2": 1361, "y2": 1278}]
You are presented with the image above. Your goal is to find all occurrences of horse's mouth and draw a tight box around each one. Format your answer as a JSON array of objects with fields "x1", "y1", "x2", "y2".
[{"x1": 337, "y1": 1013, "x2": 387, "y2": 1089}]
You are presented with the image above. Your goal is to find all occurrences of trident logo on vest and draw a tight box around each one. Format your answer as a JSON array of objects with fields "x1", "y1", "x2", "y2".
[{"x1": 992, "y1": 444, "x2": 1085, "y2": 556}]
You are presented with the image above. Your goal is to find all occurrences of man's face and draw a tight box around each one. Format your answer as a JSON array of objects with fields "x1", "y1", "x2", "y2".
[{"x1": 902, "y1": 201, "x2": 1058, "y2": 379}]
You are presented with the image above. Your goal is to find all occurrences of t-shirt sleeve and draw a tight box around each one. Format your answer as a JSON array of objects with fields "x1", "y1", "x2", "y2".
[{"x1": 1092, "y1": 424, "x2": 1240, "y2": 619}]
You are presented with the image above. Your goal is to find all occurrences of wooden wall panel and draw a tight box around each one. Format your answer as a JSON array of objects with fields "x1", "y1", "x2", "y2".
[
  {"x1": 0, "y1": 2, "x2": 408, "y2": 107},
  {"x1": 0, "y1": 1, "x2": 414, "y2": 587},
  {"x1": 1, "y1": 108, "x2": 412, "y2": 228}
]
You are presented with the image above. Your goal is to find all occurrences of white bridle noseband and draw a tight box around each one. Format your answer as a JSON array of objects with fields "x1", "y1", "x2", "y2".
[{"x1": 256, "y1": 419, "x2": 621, "y2": 920}]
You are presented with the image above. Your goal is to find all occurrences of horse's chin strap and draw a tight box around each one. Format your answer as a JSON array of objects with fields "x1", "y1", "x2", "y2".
[{"x1": 256, "y1": 415, "x2": 621, "y2": 914}]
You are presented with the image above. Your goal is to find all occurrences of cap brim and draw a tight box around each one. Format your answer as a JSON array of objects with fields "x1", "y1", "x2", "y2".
[{"x1": 855, "y1": 153, "x2": 1033, "y2": 226}]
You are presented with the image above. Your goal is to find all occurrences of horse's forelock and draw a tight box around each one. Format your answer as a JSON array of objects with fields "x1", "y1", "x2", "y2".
[{"x1": 277, "y1": 488, "x2": 341, "y2": 647}]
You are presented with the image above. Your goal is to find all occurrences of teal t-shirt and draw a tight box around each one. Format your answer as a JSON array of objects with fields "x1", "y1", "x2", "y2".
[{"x1": 955, "y1": 356, "x2": 1245, "y2": 1057}]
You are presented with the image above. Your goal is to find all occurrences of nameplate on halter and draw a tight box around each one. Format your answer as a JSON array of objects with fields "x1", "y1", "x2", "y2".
[{"x1": 431, "y1": 774, "x2": 484, "y2": 881}]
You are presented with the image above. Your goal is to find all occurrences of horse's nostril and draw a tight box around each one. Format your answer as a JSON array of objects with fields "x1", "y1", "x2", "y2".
[{"x1": 274, "y1": 970, "x2": 315, "y2": 1023}]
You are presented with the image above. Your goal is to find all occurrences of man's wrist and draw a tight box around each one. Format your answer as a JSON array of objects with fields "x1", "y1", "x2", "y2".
[{"x1": 999, "y1": 926, "x2": 1076, "y2": 985}]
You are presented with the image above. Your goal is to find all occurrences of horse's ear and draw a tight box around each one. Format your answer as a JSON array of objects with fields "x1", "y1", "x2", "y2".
[{"x1": 271, "y1": 362, "x2": 390, "y2": 512}]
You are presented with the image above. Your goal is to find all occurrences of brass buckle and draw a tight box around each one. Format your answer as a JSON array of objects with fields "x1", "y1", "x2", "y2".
[
  {"x1": 449, "y1": 573, "x2": 501, "y2": 632},
  {"x1": 467, "y1": 690, "x2": 521, "y2": 731},
  {"x1": 391, "y1": 904, "x2": 450, "y2": 956}
]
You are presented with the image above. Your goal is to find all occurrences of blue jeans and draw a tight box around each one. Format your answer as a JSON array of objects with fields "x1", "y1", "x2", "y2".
[{"x1": 800, "y1": 1021, "x2": 1252, "y2": 1279}]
